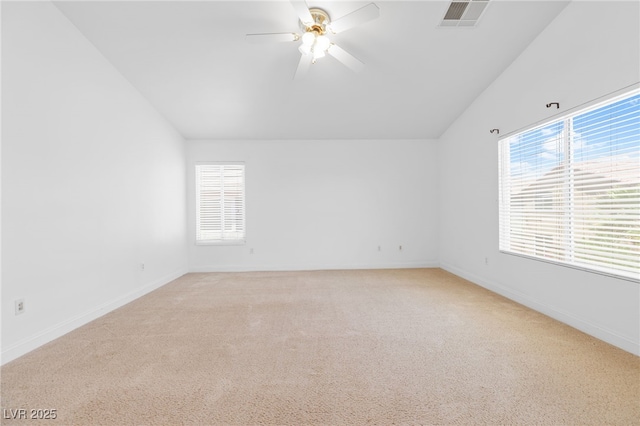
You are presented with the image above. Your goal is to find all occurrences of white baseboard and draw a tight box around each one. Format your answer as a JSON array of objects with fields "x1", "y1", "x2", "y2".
[
  {"x1": 439, "y1": 261, "x2": 640, "y2": 356},
  {"x1": 1, "y1": 266, "x2": 188, "y2": 365},
  {"x1": 189, "y1": 261, "x2": 440, "y2": 273}
]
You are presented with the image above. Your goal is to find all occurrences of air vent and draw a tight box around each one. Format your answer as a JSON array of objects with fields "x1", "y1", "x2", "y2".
[
  {"x1": 440, "y1": 0, "x2": 489, "y2": 27},
  {"x1": 444, "y1": 2, "x2": 468, "y2": 20}
]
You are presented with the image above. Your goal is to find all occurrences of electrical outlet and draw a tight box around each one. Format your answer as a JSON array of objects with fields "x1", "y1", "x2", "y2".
[
  {"x1": 15, "y1": 299, "x2": 25, "y2": 315},
  {"x1": 399, "y1": 245, "x2": 403, "y2": 251},
  {"x1": 140, "y1": 263, "x2": 145, "y2": 271}
]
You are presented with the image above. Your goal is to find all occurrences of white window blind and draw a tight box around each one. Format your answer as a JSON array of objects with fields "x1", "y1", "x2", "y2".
[
  {"x1": 195, "y1": 164, "x2": 245, "y2": 243},
  {"x1": 499, "y1": 90, "x2": 640, "y2": 281}
]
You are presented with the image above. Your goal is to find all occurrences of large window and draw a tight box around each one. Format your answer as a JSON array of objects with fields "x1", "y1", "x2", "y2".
[
  {"x1": 499, "y1": 90, "x2": 639, "y2": 280},
  {"x1": 195, "y1": 164, "x2": 245, "y2": 244}
]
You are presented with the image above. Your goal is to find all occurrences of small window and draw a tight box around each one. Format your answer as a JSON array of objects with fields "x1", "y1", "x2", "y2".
[
  {"x1": 499, "y1": 89, "x2": 639, "y2": 280},
  {"x1": 195, "y1": 164, "x2": 245, "y2": 244}
]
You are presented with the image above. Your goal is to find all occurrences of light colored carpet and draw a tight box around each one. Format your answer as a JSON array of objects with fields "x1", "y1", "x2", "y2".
[{"x1": 1, "y1": 268, "x2": 638, "y2": 425}]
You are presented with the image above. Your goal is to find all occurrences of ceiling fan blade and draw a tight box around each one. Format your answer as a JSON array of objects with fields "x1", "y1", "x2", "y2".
[
  {"x1": 327, "y1": 44, "x2": 364, "y2": 73},
  {"x1": 245, "y1": 33, "x2": 300, "y2": 43},
  {"x1": 294, "y1": 54, "x2": 312, "y2": 80},
  {"x1": 290, "y1": 0, "x2": 313, "y2": 26},
  {"x1": 327, "y1": 3, "x2": 380, "y2": 34}
]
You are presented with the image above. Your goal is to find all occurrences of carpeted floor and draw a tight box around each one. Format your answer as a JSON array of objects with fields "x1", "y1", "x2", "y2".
[{"x1": 1, "y1": 268, "x2": 638, "y2": 425}]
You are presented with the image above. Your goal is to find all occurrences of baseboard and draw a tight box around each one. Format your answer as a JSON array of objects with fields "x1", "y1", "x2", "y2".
[
  {"x1": 1, "y1": 266, "x2": 188, "y2": 365},
  {"x1": 189, "y1": 261, "x2": 439, "y2": 273},
  {"x1": 439, "y1": 262, "x2": 640, "y2": 356}
]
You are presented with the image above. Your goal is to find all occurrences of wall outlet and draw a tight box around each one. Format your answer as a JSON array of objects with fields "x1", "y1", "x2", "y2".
[
  {"x1": 399, "y1": 245, "x2": 403, "y2": 251},
  {"x1": 15, "y1": 299, "x2": 25, "y2": 315},
  {"x1": 140, "y1": 263, "x2": 145, "y2": 271}
]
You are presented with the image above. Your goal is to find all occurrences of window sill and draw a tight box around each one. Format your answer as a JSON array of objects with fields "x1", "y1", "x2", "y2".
[{"x1": 195, "y1": 240, "x2": 246, "y2": 246}]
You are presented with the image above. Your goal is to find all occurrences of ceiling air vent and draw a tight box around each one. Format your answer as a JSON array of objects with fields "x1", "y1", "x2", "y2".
[{"x1": 440, "y1": 0, "x2": 489, "y2": 27}]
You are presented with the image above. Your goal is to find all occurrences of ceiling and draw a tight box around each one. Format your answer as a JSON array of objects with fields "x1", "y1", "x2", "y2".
[{"x1": 53, "y1": 1, "x2": 569, "y2": 140}]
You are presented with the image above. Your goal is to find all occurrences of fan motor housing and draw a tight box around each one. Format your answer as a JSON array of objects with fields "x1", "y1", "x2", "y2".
[{"x1": 301, "y1": 8, "x2": 330, "y2": 35}]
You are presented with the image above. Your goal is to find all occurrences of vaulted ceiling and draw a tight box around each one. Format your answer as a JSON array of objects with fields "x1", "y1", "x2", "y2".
[{"x1": 54, "y1": 1, "x2": 569, "y2": 140}]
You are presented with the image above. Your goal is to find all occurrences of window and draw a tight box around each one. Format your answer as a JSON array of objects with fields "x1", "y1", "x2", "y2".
[
  {"x1": 195, "y1": 164, "x2": 245, "y2": 244},
  {"x1": 499, "y1": 90, "x2": 639, "y2": 280}
]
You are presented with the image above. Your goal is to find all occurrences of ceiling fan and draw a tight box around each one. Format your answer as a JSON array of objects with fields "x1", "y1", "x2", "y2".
[{"x1": 246, "y1": 1, "x2": 380, "y2": 78}]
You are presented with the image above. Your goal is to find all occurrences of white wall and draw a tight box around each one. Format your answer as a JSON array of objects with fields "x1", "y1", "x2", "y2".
[
  {"x1": 187, "y1": 139, "x2": 438, "y2": 271},
  {"x1": 437, "y1": 1, "x2": 640, "y2": 355},
  {"x1": 1, "y1": 1, "x2": 188, "y2": 364}
]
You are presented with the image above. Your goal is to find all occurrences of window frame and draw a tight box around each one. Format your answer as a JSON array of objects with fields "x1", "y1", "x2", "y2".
[
  {"x1": 194, "y1": 162, "x2": 246, "y2": 246},
  {"x1": 498, "y1": 88, "x2": 640, "y2": 282}
]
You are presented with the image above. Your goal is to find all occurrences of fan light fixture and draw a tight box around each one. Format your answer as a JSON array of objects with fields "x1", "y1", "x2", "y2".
[
  {"x1": 245, "y1": 1, "x2": 380, "y2": 78},
  {"x1": 298, "y1": 8, "x2": 332, "y2": 63}
]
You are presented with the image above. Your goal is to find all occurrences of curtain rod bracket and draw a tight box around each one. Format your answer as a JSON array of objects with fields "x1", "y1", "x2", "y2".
[
  {"x1": 490, "y1": 129, "x2": 500, "y2": 134},
  {"x1": 546, "y1": 102, "x2": 560, "y2": 109}
]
